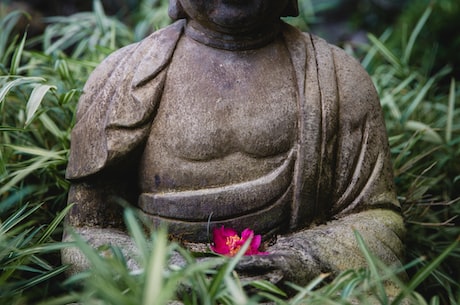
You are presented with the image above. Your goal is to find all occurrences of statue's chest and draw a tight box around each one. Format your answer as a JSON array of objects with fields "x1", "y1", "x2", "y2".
[{"x1": 150, "y1": 38, "x2": 298, "y2": 160}]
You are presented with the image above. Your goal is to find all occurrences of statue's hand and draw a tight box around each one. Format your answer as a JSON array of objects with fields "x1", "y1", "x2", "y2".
[
  {"x1": 235, "y1": 253, "x2": 286, "y2": 284},
  {"x1": 235, "y1": 247, "x2": 319, "y2": 286}
]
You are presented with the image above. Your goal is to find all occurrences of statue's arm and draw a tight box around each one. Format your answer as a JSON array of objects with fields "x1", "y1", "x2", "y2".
[
  {"x1": 304, "y1": 46, "x2": 405, "y2": 274},
  {"x1": 65, "y1": 43, "x2": 143, "y2": 229},
  {"x1": 65, "y1": 32, "x2": 172, "y2": 226},
  {"x1": 239, "y1": 209, "x2": 405, "y2": 286},
  {"x1": 63, "y1": 23, "x2": 185, "y2": 274},
  {"x1": 239, "y1": 47, "x2": 405, "y2": 288}
]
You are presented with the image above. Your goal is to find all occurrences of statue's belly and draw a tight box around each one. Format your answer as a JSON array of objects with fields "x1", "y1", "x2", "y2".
[{"x1": 139, "y1": 150, "x2": 295, "y2": 242}]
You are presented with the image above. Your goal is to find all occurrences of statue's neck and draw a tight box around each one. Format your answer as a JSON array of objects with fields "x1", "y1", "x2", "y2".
[{"x1": 184, "y1": 20, "x2": 281, "y2": 51}]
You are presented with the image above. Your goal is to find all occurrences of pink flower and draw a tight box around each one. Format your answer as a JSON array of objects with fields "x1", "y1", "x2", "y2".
[{"x1": 211, "y1": 226, "x2": 268, "y2": 256}]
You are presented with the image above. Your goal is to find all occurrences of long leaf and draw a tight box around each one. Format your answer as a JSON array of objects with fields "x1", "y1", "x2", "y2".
[
  {"x1": 368, "y1": 33, "x2": 404, "y2": 74},
  {"x1": 3, "y1": 264, "x2": 68, "y2": 296},
  {"x1": 124, "y1": 208, "x2": 149, "y2": 266},
  {"x1": 9, "y1": 32, "x2": 27, "y2": 75},
  {"x1": 354, "y1": 230, "x2": 389, "y2": 304},
  {"x1": 208, "y1": 238, "x2": 251, "y2": 301},
  {"x1": 403, "y1": 5, "x2": 432, "y2": 64},
  {"x1": 286, "y1": 273, "x2": 329, "y2": 304},
  {"x1": 142, "y1": 227, "x2": 171, "y2": 305},
  {"x1": 0, "y1": 186, "x2": 37, "y2": 215},
  {"x1": 401, "y1": 76, "x2": 436, "y2": 124},
  {"x1": 445, "y1": 78, "x2": 455, "y2": 143},
  {"x1": 0, "y1": 157, "x2": 48, "y2": 194},
  {"x1": 3, "y1": 144, "x2": 66, "y2": 160},
  {"x1": 37, "y1": 204, "x2": 73, "y2": 244},
  {"x1": 361, "y1": 28, "x2": 392, "y2": 70},
  {"x1": 26, "y1": 84, "x2": 56, "y2": 125},
  {"x1": 405, "y1": 120, "x2": 443, "y2": 144},
  {"x1": 392, "y1": 237, "x2": 460, "y2": 305},
  {"x1": 39, "y1": 113, "x2": 67, "y2": 140},
  {"x1": 0, "y1": 203, "x2": 41, "y2": 236},
  {"x1": 0, "y1": 77, "x2": 45, "y2": 104},
  {"x1": 0, "y1": 11, "x2": 28, "y2": 61}
]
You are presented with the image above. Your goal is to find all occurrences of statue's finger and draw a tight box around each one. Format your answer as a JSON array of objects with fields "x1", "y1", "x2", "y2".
[{"x1": 235, "y1": 254, "x2": 280, "y2": 271}]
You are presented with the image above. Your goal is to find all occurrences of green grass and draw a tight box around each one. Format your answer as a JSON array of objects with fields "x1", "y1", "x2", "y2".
[
  {"x1": 361, "y1": 4, "x2": 460, "y2": 302},
  {"x1": 1, "y1": 0, "x2": 459, "y2": 304}
]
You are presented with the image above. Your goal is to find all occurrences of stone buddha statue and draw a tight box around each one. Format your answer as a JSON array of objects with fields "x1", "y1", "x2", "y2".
[{"x1": 63, "y1": 0, "x2": 405, "y2": 288}]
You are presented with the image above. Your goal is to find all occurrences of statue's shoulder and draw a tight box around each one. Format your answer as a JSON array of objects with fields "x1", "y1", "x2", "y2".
[
  {"x1": 289, "y1": 27, "x2": 371, "y2": 86},
  {"x1": 303, "y1": 31, "x2": 370, "y2": 81},
  {"x1": 282, "y1": 23, "x2": 360, "y2": 78},
  {"x1": 305, "y1": 32, "x2": 379, "y2": 110},
  {"x1": 324, "y1": 40, "x2": 382, "y2": 120},
  {"x1": 329, "y1": 43, "x2": 381, "y2": 112},
  {"x1": 88, "y1": 20, "x2": 186, "y2": 80},
  {"x1": 76, "y1": 21, "x2": 185, "y2": 117},
  {"x1": 286, "y1": 26, "x2": 380, "y2": 117}
]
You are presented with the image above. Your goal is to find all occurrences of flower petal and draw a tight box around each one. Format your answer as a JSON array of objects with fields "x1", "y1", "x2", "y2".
[
  {"x1": 240, "y1": 228, "x2": 254, "y2": 241},
  {"x1": 212, "y1": 226, "x2": 233, "y2": 255}
]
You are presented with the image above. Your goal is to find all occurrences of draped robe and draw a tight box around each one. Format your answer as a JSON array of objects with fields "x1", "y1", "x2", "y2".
[{"x1": 65, "y1": 20, "x2": 405, "y2": 282}]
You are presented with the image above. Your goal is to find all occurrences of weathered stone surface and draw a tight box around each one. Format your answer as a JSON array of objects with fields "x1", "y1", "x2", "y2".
[
  {"x1": 63, "y1": 0, "x2": 406, "y2": 296},
  {"x1": 62, "y1": 227, "x2": 141, "y2": 275}
]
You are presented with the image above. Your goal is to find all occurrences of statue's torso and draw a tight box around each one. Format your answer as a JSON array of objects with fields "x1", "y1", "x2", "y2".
[{"x1": 139, "y1": 36, "x2": 298, "y2": 194}]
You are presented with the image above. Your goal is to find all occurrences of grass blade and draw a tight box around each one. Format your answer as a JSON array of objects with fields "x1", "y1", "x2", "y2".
[
  {"x1": 445, "y1": 78, "x2": 455, "y2": 143},
  {"x1": 9, "y1": 32, "x2": 26, "y2": 75},
  {"x1": 142, "y1": 227, "x2": 171, "y2": 305},
  {"x1": 354, "y1": 230, "x2": 388, "y2": 304},
  {"x1": 208, "y1": 238, "x2": 251, "y2": 301},
  {"x1": 405, "y1": 120, "x2": 442, "y2": 144},
  {"x1": 368, "y1": 33, "x2": 404, "y2": 74},
  {"x1": 0, "y1": 77, "x2": 45, "y2": 104},
  {"x1": 392, "y1": 237, "x2": 460, "y2": 305},
  {"x1": 124, "y1": 208, "x2": 149, "y2": 265},
  {"x1": 26, "y1": 84, "x2": 56, "y2": 125},
  {"x1": 401, "y1": 76, "x2": 435, "y2": 124},
  {"x1": 403, "y1": 5, "x2": 432, "y2": 64}
]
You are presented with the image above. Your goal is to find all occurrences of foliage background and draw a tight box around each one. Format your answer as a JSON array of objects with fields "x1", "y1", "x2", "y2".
[{"x1": 1, "y1": 0, "x2": 459, "y2": 304}]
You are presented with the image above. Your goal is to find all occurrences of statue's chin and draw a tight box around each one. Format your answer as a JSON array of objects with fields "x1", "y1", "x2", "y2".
[
  {"x1": 180, "y1": 0, "x2": 285, "y2": 35},
  {"x1": 220, "y1": 0, "x2": 246, "y2": 4},
  {"x1": 200, "y1": 15, "x2": 280, "y2": 38},
  {"x1": 207, "y1": 13, "x2": 260, "y2": 32},
  {"x1": 202, "y1": 1, "x2": 268, "y2": 32}
]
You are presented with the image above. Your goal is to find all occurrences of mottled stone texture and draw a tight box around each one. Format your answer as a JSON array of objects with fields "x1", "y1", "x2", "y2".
[{"x1": 62, "y1": 0, "x2": 405, "y2": 294}]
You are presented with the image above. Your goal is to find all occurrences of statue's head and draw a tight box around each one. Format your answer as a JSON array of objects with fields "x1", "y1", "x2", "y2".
[{"x1": 169, "y1": 0, "x2": 299, "y2": 32}]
